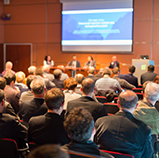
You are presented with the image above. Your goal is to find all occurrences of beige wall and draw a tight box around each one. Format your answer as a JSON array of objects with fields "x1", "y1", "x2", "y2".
[{"x1": 1, "y1": 0, "x2": 159, "y2": 74}]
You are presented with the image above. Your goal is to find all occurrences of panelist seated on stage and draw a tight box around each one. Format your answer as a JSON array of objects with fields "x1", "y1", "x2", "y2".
[
  {"x1": 109, "y1": 56, "x2": 120, "y2": 69},
  {"x1": 68, "y1": 55, "x2": 81, "y2": 68},
  {"x1": 84, "y1": 56, "x2": 96, "y2": 68},
  {"x1": 43, "y1": 55, "x2": 54, "y2": 67}
]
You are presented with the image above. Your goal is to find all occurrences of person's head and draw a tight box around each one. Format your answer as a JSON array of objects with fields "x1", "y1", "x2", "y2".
[
  {"x1": 4, "y1": 70, "x2": 16, "y2": 86},
  {"x1": 118, "y1": 90, "x2": 138, "y2": 112},
  {"x1": 99, "y1": 68, "x2": 104, "y2": 74},
  {"x1": 30, "y1": 78, "x2": 45, "y2": 95},
  {"x1": 53, "y1": 69, "x2": 62, "y2": 79},
  {"x1": 112, "y1": 56, "x2": 117, "y2": 62},
  {"x1": 63, "y1": 78, "x2": 77, "y2": 90},
  {"x1": 27, "y1": 75, "x2": 37, "y2": 90},
  {"x1": 27, "y1": 144, "x2": 69, "y2": 158},
  {"x1": 16, "y1": 71, "x2": 26, "y2": 83},
  {"x1": 112, "y1": 67, "x2": 119, "y2": 75},
  {"x1": 0, "y1": 89, "x2": 5, "y2": 113},
  {"x1": 28, "y1": 66, "x2": 36, "y2": 75},
  {"x1": 42, "y1": 65, "x2": 50, "y2": 73},
  {"x1": 57, "y1": 65, "x2": 65, "y2": 72},
  {"x1": 45, "y1": 88, "x2": 64, "y2": 112},
  {"x1": 82, "y1": 78, "x2": 95, "y2": 95},
  {"x1": 74, "y1": 74, "x2": 84, "y2": 84},
  {"x1": 0, "y1": 77, "x2": 6, "y2": 90},
  {"x1": 129, "y1": 65, "x2": 136, "y2": 74},
  {"x1": 64, "y1": 107, "x2": 94, "y2": 142},
  {"x1": 153, "y1": 75, "x2": 159, "y2": 84},
  {"x1": 142, "y1": 81, "x2": 150, "y2": 93},
  {"x1": 148, "y1": 65, "x2": 155, "y2": 72},
  {"x1": 34, "y1": 67, "x2": 43, "y2": 76},
  {"x1": 5, "y1": 61, "x2": 13, "y2": 70},
  {"x1": 88, "y1": 56, "x2": 93, "y2": 62},
  {"x1": 45, "y1": 55, "x2": 51, "y2": 62},
  {"x1": 88, "y1": 67, "x2": 95, "y2": 75},
  {"x1": 73, "y1": 55, "x2": 77, "y2": 61},
  {"x1": 102, "y1": 68, "x2": 112, "y2": 76},
  {"x1": 144, "y1": 82, "x2": 159, "y2": 104}
]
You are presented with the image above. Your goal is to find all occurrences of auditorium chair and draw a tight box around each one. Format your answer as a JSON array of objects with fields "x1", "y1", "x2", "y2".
[
  {"x1": 100, "y1": 150, "x2": 134, "y2": 158},
  {"x1": 114, "y1": 97, "x2": 118, "y2": 103},
  {"x1": 0, "y1": 138, "x2": 29, "y2": 158},
  {"x1": 95, "y1": 96, "x2": 107, "y2": 103},
  {"x1": 104, "y1": 103, "x2": 119, "y2": 115},
  {"x1": 151, "y1": 134, "x2": 159, "y2": 154},
  {"x1": 132, "y1": 88, "x2": 143, "y2": 93}
]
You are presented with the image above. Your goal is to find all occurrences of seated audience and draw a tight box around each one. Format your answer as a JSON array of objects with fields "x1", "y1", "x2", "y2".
[
  {"x1": 20, "y1": 75, "x2": 37, "y2": 102},
  {"x1": 94, "y1": 68, "x2": 104, "y2": 80},
  {"x1": 27, "y1": 144, "x2": 69, "y2": 158},
  {"x1": 84, "y1": 56, "x2": 96, "y2": 68},
  {"x1": 63, "y1": 78, "x2": 81, "y2": 110},
  {"x1": 28, "y1": 88, "x2": 70, "y2": 145},
  {"x1": 112, "y1": 67, "x2": 135, "y2": 90},
  {"x1": 18, "y1": 78, "x2": 48, "y2": 123},
  {"x1": 95, "y1": 68, "x2": 122, "y2": 93},
  {"x1": 42, "y1": 65, "x2": 54, "y2": 82},
  {"x1": 66, "y1": 78, "x2": 107, "y2": 121},
  {"x1": 86, "y1": 67, "x2": 98, "y2": 82},
  {"x1": 62, "y1": 107, "x2": 113, "y2": 158},
  {"x1": 109, "y1": 56, "x2": 119, "y2": 69},
  {"x1": 43, "y1": 55, "x2": 54, "y2": 66},
  {"x1": 0, "y1": 89, "x2": 27, "y2": 148},
  {"x1": 53, "y1": 69, "x2": 64, "y2": 89},
  {"x1": 34, "y1": 67, "x2": 55, "y2": 90},
  {"x1": 133, "y1": 82, "x2": 159, "y2": 135},
  {"x1": 94, "y1": 90, "x2": 154, "y2": 158},
  {"x1": 15, "y1": 71, "x2": 28, "y2": 96},
  {"x1": 140, "y1": 65, "x2": 157, "y2": 85},
  {"x1": 2, "y1": 61, "x2": 15, "y2": 76},
  {"x1": 119, "y1": 65, "x2": 138, "y2": 87},
  {"x1": 57, "y1": 65, "x2": 69, "y2": 81},
  {"x1": 4, "y1": 70, "x2": 20, "y2": 114},
  {"x1": 68, "y1": 55, "x2": 81, "y2": 68}
]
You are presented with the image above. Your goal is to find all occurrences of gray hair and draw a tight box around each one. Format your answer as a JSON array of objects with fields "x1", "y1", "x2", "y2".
[{"x1": 145, "y1": 82, "x2": 159, "y2": 102}]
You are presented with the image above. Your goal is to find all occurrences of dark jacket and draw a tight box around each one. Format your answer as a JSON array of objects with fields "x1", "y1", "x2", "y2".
[
  {"x1": 69, "y1": 60, "x2": 81, "y2": 68},
  {"x1": 140, "y1": 71, "x2": 157, "y2": 84}
]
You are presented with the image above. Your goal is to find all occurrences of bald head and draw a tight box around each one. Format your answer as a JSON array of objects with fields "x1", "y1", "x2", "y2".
[
  {"x1": 5, "y1": 61, "x2": 13, "y2": 70},
  {"x1": 88, "y1": 67, "x2": 95, "y2": 74},
  {"x1": 119, "y1": 90, "x2": 138, "y2": 109},
  {"x1": 82, "y1": 78, "x2": 95, "y2": 95}
]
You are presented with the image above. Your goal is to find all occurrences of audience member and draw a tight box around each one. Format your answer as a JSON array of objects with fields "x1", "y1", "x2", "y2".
[
  {"x1": 57, "y1": 65, "x2": 69, "y2": 81},
  {"x1": 86, "y1": 67, "x2": 98, "y2": 82},
  {"x1": 28, "y1": 66, "x2": 36, "y2": 75},
  {"x1": 62, "y1": 107, "x2": 113, "y2": 158},
  {"x1": 43, "y1": 55, "x2": 54, "y2": 66},
  {"x1": 0, "y1": 89, "x2": 27, "y2": 148},
  {"x1": 112, "y1": 67, "x2": 135, "y2": 89},
  {"x1": 140, "y1": 65, "x2": 157, "y2": 85},
  {"x1": 18, "y1": 78, "x2": 48, "y2": 123},
  {"x1": 109, "y1": 56, "x2": 119, "y2": 69},
  {"x1": 28, "y1": 88, "x2": 70, "y2": 145},
  {"x1": 2, "y1": 61, "x2": 15, "y2": 76},
  {"x1": 68, "y1": 55, "x2": 81, "y2": 68},
  {"x1": 84, "y1": 56, "x2": 96, "y2": 68},
  {"x1": 63, "y1": 78, "x2": 81, "y2": 110},
  {"x1": 53, "y1": 69, "x2": 64, "y2": 89},
  {"x1": 142, "y1": 81, "x2": 150, "y2": 93},
  {"x1": 20, "y1": 75, "x2": 37, "y2": 102},
  {"x1": 27, "y1": 144, "x2": 69, "y2": 158},
  {"x1": 133, "y1": 82, "x2": 159, "y2": 135},
  {"x1": 95, "y1": 68, "x2": 122, "y2": 93},
  {"x1": 4, "y1": 70, "x2": 20, "y2": 114},
  {"x1": 66, "y1": 78, "x2": 107, "y2": 121},
  {"x1": 119, "y1": 65, "x2": 138, "y2": 87},
  {"x1": 15, "y1": 71, "x2": 28, "y2": 96},
  {"x1": 94, "y1": 68, "x2": 104, "y2": 80},
  {"x1": 34, "y1": 67, "x2": 55, "y2": 90},
  {"x1": 43, "y1": 65, "x2": 54, "y2": 82},
  {"x1": 94, "y1": 90, "x2": 154, "y2": 158}
]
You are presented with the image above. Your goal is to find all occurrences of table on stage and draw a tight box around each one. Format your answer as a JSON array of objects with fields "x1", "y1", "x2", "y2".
[{"x1": 50, "y1": 67, "x2": 99, "y2": 77}]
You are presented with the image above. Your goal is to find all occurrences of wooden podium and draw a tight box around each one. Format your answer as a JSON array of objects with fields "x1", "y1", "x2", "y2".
[{"x1": 132, "y1": 59, "x2": 155, "y2": 85}]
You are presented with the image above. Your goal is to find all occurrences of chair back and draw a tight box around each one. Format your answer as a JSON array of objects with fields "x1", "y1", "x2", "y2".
[
  {"x1": 132, "y1": 88, "x2": 142, "y2": 93},
  {"x1": 95, "y1": 96, "x2": 107, "y2": 103},
  {"x1": 114, "y1": 97, "x2": 118, "y2": 103},
  {"x1": 104, "y1": 103, "x2": 119, "y2": 115}
]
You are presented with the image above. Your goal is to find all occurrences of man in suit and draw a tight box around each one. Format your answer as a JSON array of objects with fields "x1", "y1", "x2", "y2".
[
  {"x1": 119, "y1": 65, "x2": 138, "y2": 87},
  {"x1": 109, "y1": 56, "x2": 120, "y2": 69},
  {"x1": 18, "y1": 78, "x2": 48, "y2": 123},
  {"x1": 0, "y1": 89, "x2": 27, "y2": 148},
  {"x1": 140, "y1": 65, "x2": 157, "y2": 84},
  {"x1": 53, "y1": 69, "x2": 64, "y2": 89},
  {"x1": 94, "y1": 90, "x2": 154, "y2": 158},
  {"x1": 69, "y1": 55, "x2": 81, "y2": 68},
  {"x1": 4, "y1": 70, "x2": 20, "y2": 114},
  {"x1": 62, "y1": 107, "x2": 113, "y2": 158},
  {"x1": 112, "y1": 67, "x2": 135, "y2": 89},
  {"x1": 28, "y1": 88, "x2": 70, "y2": 145},
  {"x1": 42, "y1": 65, "x2": 54, "y2": 82},
  {"x1": 66, "y1": 78, "x2": 107, "y2": 121}
]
